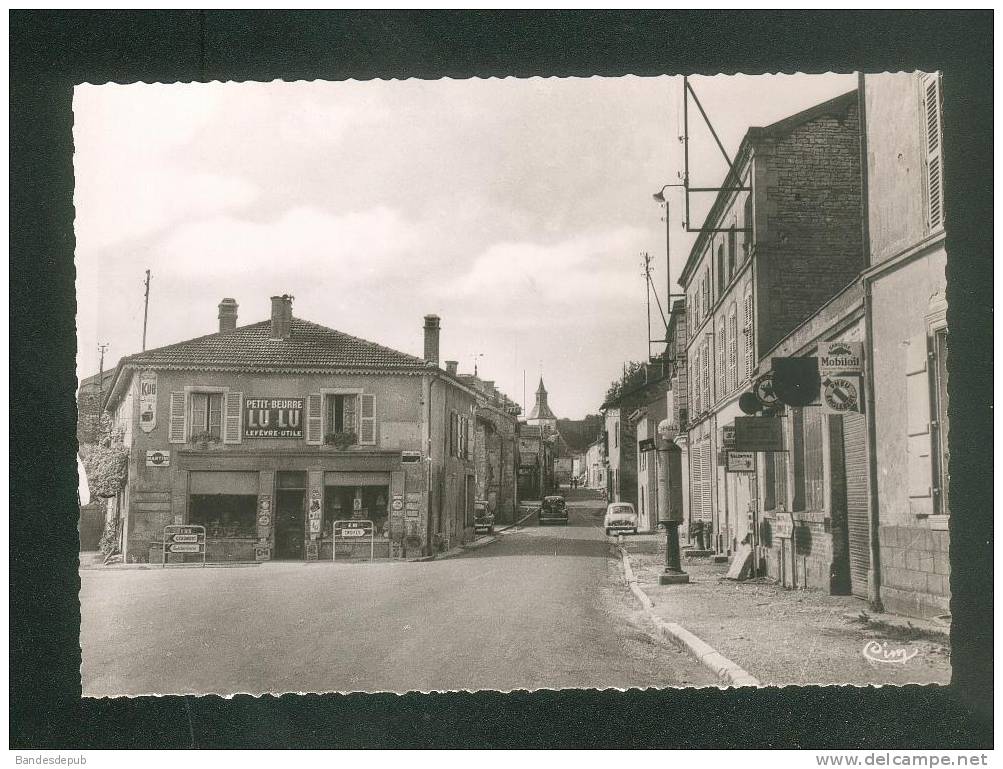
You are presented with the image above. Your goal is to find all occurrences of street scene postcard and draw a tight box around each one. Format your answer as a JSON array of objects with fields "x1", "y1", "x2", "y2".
[{"x1": 75, "y1": 71, "x2": 955, "y2": 699}]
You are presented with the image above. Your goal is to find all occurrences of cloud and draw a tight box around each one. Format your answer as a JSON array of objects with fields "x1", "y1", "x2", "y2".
[
  {"x1": 443, "y1": 226, "x2": 648, "y2": 307},
  {"x1": 153, "y1": 205, "x2": 417, "y2": 284}
]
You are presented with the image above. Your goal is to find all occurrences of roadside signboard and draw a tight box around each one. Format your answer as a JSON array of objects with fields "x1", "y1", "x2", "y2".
[
  {"x1": 726, "y1": 451, "x2": 756, "y2": 473},
  {"x1": 734, "y1": 416, "x2": 785, "y2": 452},
  {"x1": 333, "y1": 519, "x2": 375, "y2": 562},
  {"x1": 162, "y1": 524, "x2": 207, "y2": 567},
  {"x1": 821, "y1": 375, "x2": 863, "y2": 415}
]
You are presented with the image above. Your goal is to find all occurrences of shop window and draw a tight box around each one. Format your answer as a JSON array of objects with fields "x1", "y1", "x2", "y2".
[
  {"x1": 764, "y1": 450, "x2": 788, "y2": 512},
  {"x1": 189, "y1": 494, "x2": 257, "y2": 538},
  {"x1": 791, "y1": 408, "x2": 823, "y2": 512},
  {"x1": 189, "y1": 392, "x2": 222, "y2": 441}
]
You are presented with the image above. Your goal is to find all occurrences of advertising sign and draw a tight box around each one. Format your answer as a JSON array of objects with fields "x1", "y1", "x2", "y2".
[
  {"x1": 139, "y1": 370, "x2": 157, "y2": 433},
  {"x1": 726, "y1": 452, "x2": 756, "y2": 473},
  {"x1": 734, "y1": 416, "x2": 785, "y2": 452},
  {"x1": 146, "y1": 450, "x2": 170, "y2": 467},
  {"x1": 819, "y1": 341, "x2": 863, "y2": 376},
  {"x1": 772, "y1": 512, "x2": 795, "y2": 539},
  {"x1": 721, "y1": 425, "x2": 736, "y2": 449},
  {"x1": 822, "y1": 375, "x2": 863, "y2": 415},
  {"x1": 243, "y1": 397, "x2": 304, "y2": 438},
  {"x1": 391, "y1": 495, "x2": 404, "y2": 512}
]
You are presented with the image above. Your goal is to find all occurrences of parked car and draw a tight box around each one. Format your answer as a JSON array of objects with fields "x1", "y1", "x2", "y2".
[
  {"x1": 473, "y1": 500, "x2": 494, "y2": 534},
  {"x1": 604, "y1": 502, "x2": 638, "y2": 536},
  {"x1": 538, "y1": 495, "x2": 569, "y2": 525}
]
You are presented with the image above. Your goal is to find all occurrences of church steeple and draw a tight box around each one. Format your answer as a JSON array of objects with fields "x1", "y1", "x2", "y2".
[{"x1": 528, "y1": 377, "x2": 557, "y2": 426}]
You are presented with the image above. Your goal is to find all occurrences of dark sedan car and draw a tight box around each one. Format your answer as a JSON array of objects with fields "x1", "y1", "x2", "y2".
[{"x1": 538, "y1": 495, "x2": 569, "y2": 525}]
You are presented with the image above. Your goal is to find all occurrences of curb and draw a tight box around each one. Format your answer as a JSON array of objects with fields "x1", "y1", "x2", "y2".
[
  {"x1": 412, "y1": 506, "x2": 538, "y2": 562},
  {"x1": 617, "y1": 545, "x2": 761, "y2": 688}
]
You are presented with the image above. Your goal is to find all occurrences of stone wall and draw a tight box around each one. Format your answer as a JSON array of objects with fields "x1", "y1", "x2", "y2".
[{"x1": 879, "y1": 524, "x2": 950, "y2": 618}]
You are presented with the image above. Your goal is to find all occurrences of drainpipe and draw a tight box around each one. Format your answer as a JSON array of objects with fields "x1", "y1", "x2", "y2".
[
  {"x1": 425, "y1": 374, "x2": 435, "y2": 555},
  {"x1": 858, "y1": 73, "x2": 883, "y2": 612}
]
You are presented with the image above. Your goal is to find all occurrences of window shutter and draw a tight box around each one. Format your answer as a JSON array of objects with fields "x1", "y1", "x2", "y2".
[
  {"x1": 699, "y1": 442, "x2": 713, "y2": 521},
  {"x1": 359, "y1": 394, "x2": 376, "y2": 445},
  {"x1": 716, "y1": 321, "x2": 726, "y2": 399},
  {"x1": 168, "y1": 391, "x2": 186, "y2": 444},
  {"x1": 701, "y1": 339, "x2": 711, "y2": 413},
  {"x1": 743, "y1": 289, "x2": 755, "y2": 381},
  {"x1": 223, "y1": 391, "x2": 243, "y2": 444},
  {"x1": 728, "y1": 307, "x2": 738, "y2": 391},
  {"x1": 924, "y1": 75, "x2": 944, "y2": 230},
  {"x1": 905, "y1": 333, "x2": 934, "y2": 512},
  {"x1": 450, "y1": 412, "x2": 457, "y2": 457},
  {"x1": 306, "y1": 394, "x2": 323, "y2": 445}
]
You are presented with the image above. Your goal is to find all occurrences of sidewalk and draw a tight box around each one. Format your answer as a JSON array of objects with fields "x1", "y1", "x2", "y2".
[{"x1": 620, "y1": 535, "x2": 951, "y2": 687}]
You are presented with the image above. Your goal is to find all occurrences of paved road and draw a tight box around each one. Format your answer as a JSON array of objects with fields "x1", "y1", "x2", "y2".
[{"x1": 80, "y1": 495, "x2": 714, "y2": 696}]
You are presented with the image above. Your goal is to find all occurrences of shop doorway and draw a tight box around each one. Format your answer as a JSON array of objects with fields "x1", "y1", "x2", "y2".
[{"x1": 274, "y1": 472, "x2": 306, "y2": 560}]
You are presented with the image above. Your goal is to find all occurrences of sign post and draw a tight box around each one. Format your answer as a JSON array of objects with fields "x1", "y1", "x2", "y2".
[
  {"x1": 162, "y1": 524, "x2": 207, "y2": 568},
  {"x1": 332, "y1": 519, "x2": 375, "y2": 562}
]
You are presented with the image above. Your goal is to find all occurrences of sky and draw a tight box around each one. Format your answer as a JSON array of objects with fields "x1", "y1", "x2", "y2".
[{"x1": 74, "y1": 72, "x2": 856, "y2": 419}]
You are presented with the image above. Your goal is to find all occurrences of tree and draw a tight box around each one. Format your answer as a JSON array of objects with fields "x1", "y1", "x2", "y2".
[{"x1": 604, "y1": 361, "x2": 647, "y2": 405}]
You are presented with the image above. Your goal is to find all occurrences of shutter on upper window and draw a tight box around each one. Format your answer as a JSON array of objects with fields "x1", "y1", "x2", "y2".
[
  {"x1": 306, "y1": 394, "x2": 323, "y2": 445},
  {"x1": 728, "y1": 308, "x2": 738, "y2": 391},
  {"x1": 743, "y1": 290, "x2": 755, "y2": 381},
  {"x1": 359, "y1": 394, "x2": 376, "y2": 445},
  {"x1": 702, "y1": 339, "x2": 711, "y2": 413},
  {"x1": 168, "y1": 391, "x2": 186, "y2": 444},
  {"x1": 905, "y1": 333, "x2": 934, "y2": 513},
  {"x1": 223, "y1": 391, "x2": 243, "y2": 444},
  {"x1": 924, "y1": 75, "x2": 944, "y2": 231}
]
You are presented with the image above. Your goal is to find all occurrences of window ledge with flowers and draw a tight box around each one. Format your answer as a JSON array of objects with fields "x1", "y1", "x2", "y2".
[{"x1": 324, "y1": 431, "x2": 358, "y2": 450}]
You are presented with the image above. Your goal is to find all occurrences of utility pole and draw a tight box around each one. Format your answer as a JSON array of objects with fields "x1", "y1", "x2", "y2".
[
  {"x1": 142, "y1": 269, "x2": 151, "y2": 352},
  {"x1": 97, "y1": 343, "x2": 109, "y2": 402},
  {"x1": 642, "y1": 252, "x2": 653, "y2": 361}
]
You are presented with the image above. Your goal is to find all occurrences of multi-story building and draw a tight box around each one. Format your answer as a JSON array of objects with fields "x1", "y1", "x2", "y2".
[
  {"x1": 601, "y1": 362, "x2": 673, "y2": 514},
  {"x1": 679, "y1": 90, "x2": 864, "y2": 557},
  {"x1": 741, "y1": 74, "x2": 948, "y2": 619},
  {"x1": 584, "y1": 437, "x2": 606, "y2": 493},
  {"x1": 860, "y1": 71, "x2": 949, "y2": 618},
  {"x1": 102, "y1": 295, "x2": 479, "y2": 562},
  {"x1": 452, "y1": 364, "x2": 522, "y2": 524}
]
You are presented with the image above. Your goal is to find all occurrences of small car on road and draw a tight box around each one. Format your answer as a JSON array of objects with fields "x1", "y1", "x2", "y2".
[
  {"x1": 604, "y1": 502, "x2": 638, "y2": 536},
  {"x1": 473, "y1": 500, "x2": 494, "y2": 534},
  {"x1": 538, "y1": 495, "x2": 569, "y2": 525}
]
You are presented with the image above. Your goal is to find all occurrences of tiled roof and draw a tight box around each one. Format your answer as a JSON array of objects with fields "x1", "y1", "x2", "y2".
[{"x1": 121, "y1": 318, "x2": 428, "y2": 371}]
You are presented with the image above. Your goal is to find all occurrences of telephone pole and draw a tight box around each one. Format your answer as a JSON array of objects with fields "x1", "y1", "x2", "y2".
[
  {"x1": 97, "y1": 343, "x2": 110, "y2": 402},
  {"x1": 142, "y1": 269, "x2": 151, "y2": 352}
]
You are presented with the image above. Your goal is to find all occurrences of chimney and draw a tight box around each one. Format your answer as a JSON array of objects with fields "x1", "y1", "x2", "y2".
[
  {"x1": 218, "y1": 298, "x2": 238, "y2": 333},
  {"x1": 271, "y1": 295, "x2": 293, "y2": 340},
  {"x1": 445, "y1": 360, "x2": 458, "y2": 376},
  {"x1": 423, "y1": 314, "x2": 440, "y2": 366}
]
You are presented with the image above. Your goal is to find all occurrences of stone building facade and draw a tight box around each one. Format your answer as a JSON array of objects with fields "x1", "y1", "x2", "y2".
[
  {"x1": 678, "y1": 90, "x2": 864, "y2": 559},
  {"x1": 452, "y1": 364, "x2": 522, "y2": 525},
  {"x1": 102, "y1": 295, "x2": 478, "y2": 563}
]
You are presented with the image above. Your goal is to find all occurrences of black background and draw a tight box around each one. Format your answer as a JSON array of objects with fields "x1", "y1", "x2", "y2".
[{"x1": 10, "y1": 10, "x2": 993, "y2": 749}]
